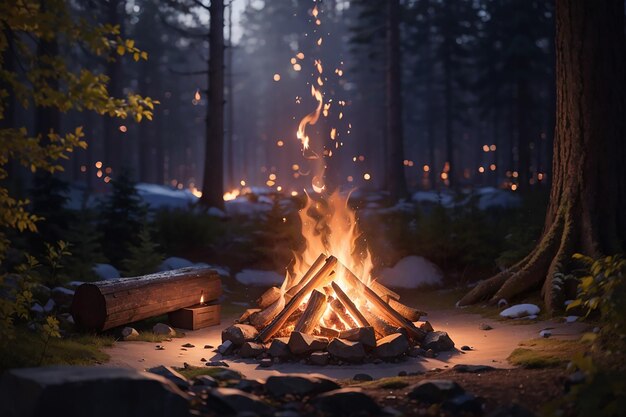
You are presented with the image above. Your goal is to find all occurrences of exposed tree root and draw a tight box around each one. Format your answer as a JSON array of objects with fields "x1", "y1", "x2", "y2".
[{"x1": 457, "y1": 205, "x2": 576, "y2": 314}]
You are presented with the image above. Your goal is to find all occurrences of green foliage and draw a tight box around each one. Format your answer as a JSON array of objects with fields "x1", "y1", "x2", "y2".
[
  {"x1": 507, "y1": 338, "x2": 582, "y2": 369},
  {"x1": 28, "y1": 172, "x2": 72, "y2": 254},
  {"x1": 98, "y1": 170, "x2": 147, "y2": 266},
  {"x1": 567, "y1": 254, "x2": 626, "y2": 345},
  {"x1": 121, "y1": 224, "x2": 163, "y2": 277},
  {"x1": 62, "y1": 210, "x2": 108, "y2": 282},
  {"x1": 0, "y1": 327, "x2": 113, "y2": 371},
  {"x1": 0, "y1": 0, "x2": 157, "y2": 261}
]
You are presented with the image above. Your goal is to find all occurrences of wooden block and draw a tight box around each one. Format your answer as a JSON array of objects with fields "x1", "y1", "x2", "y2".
[{"x1": 168, "y1": 303, "x2": 221, "y2": 330}]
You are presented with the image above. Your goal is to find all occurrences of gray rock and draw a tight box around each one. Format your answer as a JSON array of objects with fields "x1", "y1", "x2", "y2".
[
  {"x1": 265, "y1": 374, "x2": 340, "y2": 397},
  {"x1": 268, "y1": 337, "x2": 291, "y2": 358},
  {"x1": 213, "y1": 369, "x2": 242, "y2": 381},
  {"x1": 353, "y1": 373, "x2": 374, "y2": 382},
  {"x1": 195, "y1": 375, "x2": 218, "y2": 387},
  {"x1": 288, "y1": 332, "x2": 328, "y2": 355},
  {"x1": 221, "y1": 324, "x2": 258, "y2": 346},
  {"x1": 0, "y1": 366, "x2": 189, "y2": 417},
  {"x1": 239, "y1": 342, "x2": 265, "y2": 358},
  {"x1": 206, "y1": 361, "x2": 229, "y2": 367},
  {"x1": 422, "y1": 331, "x2": 455, "y2": 352},
  {"x1": 309, "y1": 351, "x2": 330, "y2": 366},
  {"x1": 121, "y1": 327, "x2": 139, "y2": 341},
  {"x1": 153, "y1": 323, "x2": 176, "y2": 336},
  {"x1": 312, "y1": 388, "x2": 380, "y2": 416},
  {"x1": 146, "y1": 365, "x2": 189, "y2": 389},
  {"x1": 217, "y1": 340, "x2": 234, "y2": 355},
  {"x1": 417, "y1": 321, "x2": 434, "y2": 333},
  {"x1": 453, "y1": 364, "x2": 496, "y2": 373},
  {"x1": 479, "y1": 323, "x2": 493, "y2": 331},
  {"x1": 206, "y1": 387, "x2": 271, "y2": 416},
  {"x1": 235, "y1": 379, "x2": 264, "y2": 394},
  {"x1": 260, "y1": 358, "x2": 272, "y2": 367},
  {"x1": 51, "y1": 286, "x2": 74, "y2": 306},
  {"x1": 408, "y1": 379, "x2": 464, "y2": 403},
  {"x1": 461, "y1": 345, "x2": 472, "y2": 351},
  {"x1": 327, "y1": 338, "x2": 366, "y2": 362},
  {"x1": 43, "y1": 299, "x2": 55, "y2": 313},
  {"x1": 374, "y1": 333, "x2": 409, "y2": 359},
  {"x1": 338, "y1": 327, "x2": 376, "y2": 348},
  {"x1": 181, "y1": 343, "x2": 195, "y2": 348}
]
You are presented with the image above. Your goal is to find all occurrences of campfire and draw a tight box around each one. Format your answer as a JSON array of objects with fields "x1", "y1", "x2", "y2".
[{"x1": 225, "y1": 192, "x2": 446, "y2": 364}]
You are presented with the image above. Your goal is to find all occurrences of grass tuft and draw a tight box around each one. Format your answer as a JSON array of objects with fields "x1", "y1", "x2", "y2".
[{"x1": 507, "y1": 338, "x2": 582, "y2": 368}]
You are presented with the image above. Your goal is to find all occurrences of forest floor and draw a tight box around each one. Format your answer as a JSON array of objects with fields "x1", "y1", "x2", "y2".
[{"x1": 103, "y1": 290, "x2": 590, "y2": 414}]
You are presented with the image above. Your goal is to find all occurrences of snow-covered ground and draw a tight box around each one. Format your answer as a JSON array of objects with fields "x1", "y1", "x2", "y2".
[
  {"x1": 376, "y1": 256, "x2": 443, "y2": 289},
  {"x1": 235, "y1": 269, "x2": 285, "y2": 286}
]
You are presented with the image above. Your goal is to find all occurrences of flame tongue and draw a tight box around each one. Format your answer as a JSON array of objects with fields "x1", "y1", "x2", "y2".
[{"x1": 297, "y1": 86, "x2": 323, "y2": 153}]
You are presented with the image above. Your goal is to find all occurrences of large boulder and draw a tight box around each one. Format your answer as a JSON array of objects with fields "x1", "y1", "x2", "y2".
[
  {"x1": 265, "y1": 374, "x2": 339, "y2": 397},
  {"x1": 0, "y1": 366, "x2": 189, "y2": 417},
  {"x1": 327, "y1": 339, "x2": 366, "y2": 362},
  {"x1": 288, "y1": 332, "x2": 328, "y2": 355},
  {"x1": 312, "y1": 388, "x2": 380, "y2": 416},
  {"x1": 205, "y1": 388, "x2": 271, "y2": 416},
  {"x1": 221, "y1": 324, "x2": 258, "y2": 346},
  {"x1": 422, "y1": 331, "x2": 455, "y2": 352},
  {"x1": 374, "y1": 333, "x2": 409, "y2": 359},
  {"x1": 408, "y1": 379, "x2": 464, "y2": 403},
  {"x1": 239, "y1": 342, "x2": 265, "y2": 358}
]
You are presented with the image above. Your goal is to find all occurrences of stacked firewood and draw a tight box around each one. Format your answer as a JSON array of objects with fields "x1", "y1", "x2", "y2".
[{"x1": 227, "y1": 254, "x2": 446, "y2": 364}]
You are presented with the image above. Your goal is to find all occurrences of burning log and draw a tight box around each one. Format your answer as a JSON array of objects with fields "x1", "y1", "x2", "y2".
[
  {"x1": 285, "y1": 253, "x2": 326, "y2": 300},
  {"x1": 388, "y1": 299, "x2": 425, "y2": 322},
  {"x1": 362, "y1": 308, "x2": 397, "y2": 338},
  {"x1": 256, "y1": 256, "x2": 337, "y2": 343},
  {"x1": 71, "y1": 267, "x2": 221, "y2": 331},
  {"x1": 323, "y1": 305, "x2": 346, "y2": 331},
  {"x1": 371, "y1": 281, "x2": 400, "y2": 301},
  {"x1": 339, "y1": 263, "x2": 425, "y2": 341},
  {"x1": 331, "y1": 282, "x2": 370, "y2": 328},
  {"x1": 249, "y1": 295, "x2": 286, "y2": 328},
  {"x1": 257, "y1": 287, "x2": 282, "y2": 309},
  {"x1": 329, "y1": 297, "x2": 358, "y2": 329},
  {"x1": 294, "y1": 289, "x2": 327, "y2": 334},
  {"x1": 237, "y1": 309, "x2": 261, "y2": 323}
]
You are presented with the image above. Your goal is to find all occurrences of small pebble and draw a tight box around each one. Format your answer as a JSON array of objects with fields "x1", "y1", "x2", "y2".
[
  {"x1": 155, "y1": 345, "x2": 165, "y2": 350},
  {"x1": 398, "y1": 371, "x2": 407, "y2": 377},
  {"x1": 260, "y1": 358, "x2": 272, "y2": 368},
  {"x1": 182, "y1": 343, "x2": 195, "y2": 348},
  {"x1": 461, "y1": 345, "x2": 472, "y2": 351},
  {"x1": 479, "y1": 323, "x2": 493, "y2": 331},
  {"x1": 204, "y1": 344, "x2": 214, "y2": 349},
  {"x1": 200, "y1": 358, "x2": 207, "y2": 362}
]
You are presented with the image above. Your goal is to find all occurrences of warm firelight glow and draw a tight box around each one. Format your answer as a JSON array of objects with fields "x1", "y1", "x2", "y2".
[
  {"x1": 297, "y1": 85, "x2": 323, "y2": 151},
  {"x1": 363, "y1": 173, "x2": 371, "y2": 180},
  {"x1": 95, "y1": 161, "x2": 102, "y2": 169},
  {"x1": 273, "y1": 73, "x2": 281, "y2": 81},
  {"x1": 423, "y1": 165, "x2": 430, "y2": 172},
  {"x1": 223, "y1": 189, "x2": 240, "y2": 201}
]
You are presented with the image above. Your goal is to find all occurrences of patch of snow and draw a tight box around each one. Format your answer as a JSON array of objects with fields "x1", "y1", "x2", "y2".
[
  {"x1": 136, "y1": 183, "x2": 197, "y2": 209},
  {"x1": 474, "y1": 187, "x2": 521, "y2": 210},
  {"x1": 225, "y1": 197, "x2": 272, "y2": 216},
  {"x1": 500, "y1": 304, "x2": 541, "y2": 319},
  {"x1": 565, "y1": 316, "x2": 579, "y2": 323},
  {"x1": 412, "y1": 190, "x2": 455, "y2": 207},
  {"x1": 158, "y1": 257, "x2": 195, "y2": 271},
  {"x1": 93, "y1": 263, "x2": 120, "y2": 280},
  {"x1": 52, "y1": 287, "x2": 75, "y2": 296},
  {"x1": 235, "y1": 269, "x2": 284, "y2": 286},
  {"x1": 207, "y1": 207, "x2": 226, "y2": 217},
  {"x1": 66, "y1": 281, "x2": 84, "y2": 289},
  {"x1": 376, "y1": 256, "x2": 443, "y2": 289}
]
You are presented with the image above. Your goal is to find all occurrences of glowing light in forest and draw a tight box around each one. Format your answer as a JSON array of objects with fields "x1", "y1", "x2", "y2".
[
  {"x1": 194, "y1": 90, "x2": 201, "y2": 101},
  {"x1": 423, "y1": 165, "x2": 430, "y2": 172},
  {"x1": 95, "y1": 161, "x2": 102, "y2": 169},
  {"x1": 273, "y1": 73, "x2": 281, "y2": 81},
  {"x1": 119, "y1": 125, "x2": 127, "y2": 133},
  {"x1": 363, "y1": 173, "x2": 371, "y2": 180},
  {"x1": 478, "y1": 166, "x2": 485, "y2": 173}
]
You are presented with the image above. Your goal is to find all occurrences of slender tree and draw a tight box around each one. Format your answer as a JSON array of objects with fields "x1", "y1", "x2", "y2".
[
  {"x1": 458, "y1": 0, "x2": 626, "y2": 312},
  {"x1": 200, "y1": 0, "x2": 225, "y2": 209},
  {"x1": 386, "y1": 0, "x2": 409, "y2": 200}
]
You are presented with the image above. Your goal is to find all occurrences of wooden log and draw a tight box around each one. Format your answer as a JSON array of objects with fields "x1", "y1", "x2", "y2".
[
  {"x1": 285, "y1": 253, "x2": 327, "y2": 300},
  {"x1": 256, "y1": 256, "x2": 337, "y2": 343},
  {"x1": 362, "y1": 308, "x2": 397, "y2": 339},
  {"x1": 257, "y1": 287, "x2": 282, "y2": 309},
  {"x1": 371, "y1": 281, "x2": 400, "y2": 301},
  {"x1": 236, "y1": 308, "x2": 261, "y2": 324},
  {"x1": 339, "y1": 263, "x2": 425, "y2": 341},
  {"x1": 318, "y1": 326, "x2": 340, "y2": 339},
  {"x1": 323, "y1": 303, "x2": 346, "y2": 331},
  {"x1": 329, "y1": 296, "x2": 358, "y2": 329},
  {"x1": 388, "y1": 299, "x2": 425, "y2": 322},
  {"x1": 294, "y1": 289, "x2": 327, "y2": 334},
  {"x1": 249, "y1": 295, "x2": 285, "y2": 328},
  {"x1": 331, "y1": 282, "x2": 370, "y2": 328},
  {"x1": 71, "y1": 267, "x2": 221, "y2": 331}
]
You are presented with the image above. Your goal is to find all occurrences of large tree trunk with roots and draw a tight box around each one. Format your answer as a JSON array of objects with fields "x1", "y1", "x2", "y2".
[{"x1": 458, "y1": 0, "x2": 626, "y2": 313}]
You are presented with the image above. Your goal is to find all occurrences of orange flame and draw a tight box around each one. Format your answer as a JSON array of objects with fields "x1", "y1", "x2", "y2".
[{"x1": 296, "y1": 86, "x2": 323, "y2": 152}]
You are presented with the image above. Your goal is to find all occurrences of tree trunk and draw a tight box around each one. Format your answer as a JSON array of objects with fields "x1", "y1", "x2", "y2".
[
  {"x1": 458, "y1": 0, "x2": 625, "y2": 313},
  {"x1": 516, "y1": 78, "x2": 531, "y2": 191},
  {"x1": 386, "y1": 0, "x2": 409, "y2": 200},
  {"x1": 200, "y1": 0, "x2": 225, "y2": 209},
  {"x1": 104, "y1": 0, "x2": 124, "y2": 177},
  {"x1": 225, "y1": 1, "x2": 235, "y2": 190},
  {"x1": 442, "y1": 9, "x2": 454, "y2": 188}
]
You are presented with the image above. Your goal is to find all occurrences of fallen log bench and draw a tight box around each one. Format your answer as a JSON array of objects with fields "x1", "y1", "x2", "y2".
[{"x1": 71, "y1": 267, "x2": 222, "y2": 331}]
